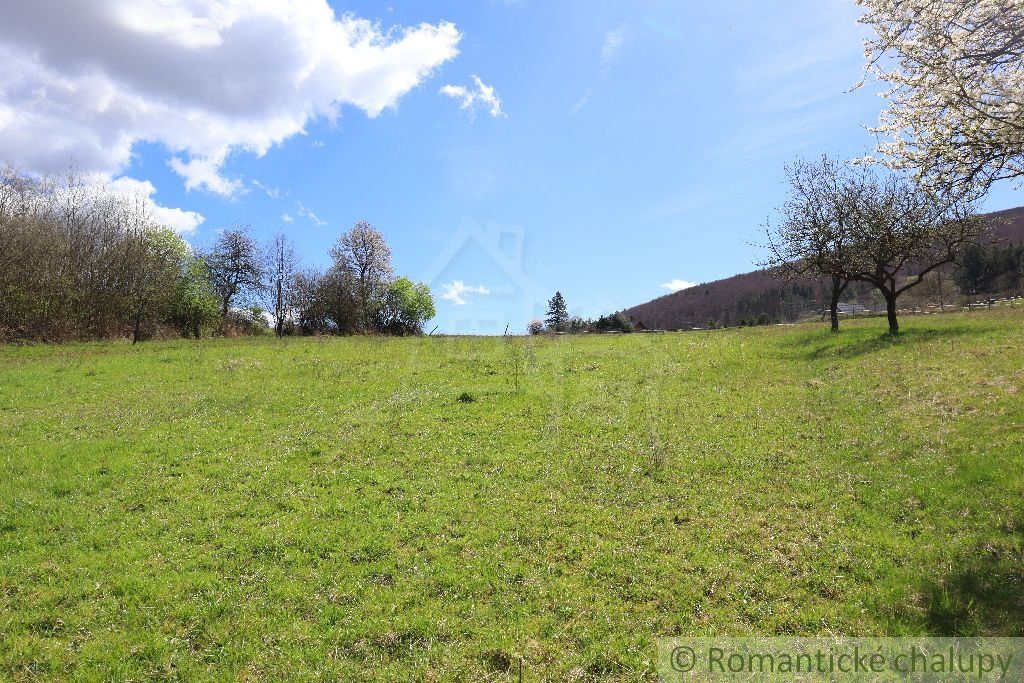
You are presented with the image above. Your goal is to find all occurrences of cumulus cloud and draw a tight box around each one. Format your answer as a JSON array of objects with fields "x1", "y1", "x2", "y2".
[
  {"x1": 439, "y1": 280, "x2": 490, "y2": 305},
  {"x1": 0, "y1": 1, "x2": 462, "y2": 195},
  {"x1": 660, "y1": 279, "x2": 697, "y2": 293},
  {"x1": 440, "y1": 76, "x2": 504, "y2": 119},
  {"x1": 106, "y1": 176, "x2": 205, "y2": 234},
  {"x1": 169, "y1": 156, "x2": 243, "y2": 196}
]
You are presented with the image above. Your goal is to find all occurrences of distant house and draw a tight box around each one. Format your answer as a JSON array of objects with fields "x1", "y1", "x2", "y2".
[
  {"x1": 837, "y1": 302, "x2": 871, "y2": 315},
  {"x1": 632, "y1": 320, "x2": 648, "y2": 332}
]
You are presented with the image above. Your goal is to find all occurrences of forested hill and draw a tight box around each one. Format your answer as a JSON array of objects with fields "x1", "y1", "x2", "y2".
[{"x1": 622, "y1": 205, "x2": 1024, "y2": 330}]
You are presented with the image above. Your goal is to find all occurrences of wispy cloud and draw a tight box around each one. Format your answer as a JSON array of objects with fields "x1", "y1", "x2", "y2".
[
  {"x1": 281, "y1": 212, "x2": 294, "y2": 223},
  {"x1": 600, "y1": 26, "x2": 628, "y2": 73},
  {"x1": 660, "y1": 279, "x2": 697, "y2": 293},
  {"x1": 715, "y1": 1, "x2": 872, "y2": 164},
  {"x1": 252, "y1": 180, "x2": 281, "y2": 199},
  {"x1": 440, "y1": 76, "x2": 505, "y2": 120},
  {"x1": 571, "y1": 24, "x2": 630, "y2": 114},
  {"x1": 296, "y1": 202, "x2": 326, "y2": 226},
  {"x1": 643, "y1": 179, "x2": 756, "y2": 222},
  {"x1": 439, "y1": 280, "x2": 490, "y2": 305},
  {"x1": 571, "y1": 87, "x2": 595, "y2": 114}
]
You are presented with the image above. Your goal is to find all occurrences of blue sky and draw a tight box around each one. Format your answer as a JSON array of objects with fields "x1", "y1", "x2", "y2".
[{"x1": 3, "y1": 0, "x2": 1020, "y2": 333}]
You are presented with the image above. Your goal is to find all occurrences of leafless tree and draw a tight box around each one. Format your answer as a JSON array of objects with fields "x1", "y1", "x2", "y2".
[
  {"x1": 329, "y1": 221, "x2": 393, "y2": 331},
  {"x1": 839, "y1": 176, "x2": 986, "y2": 334},
  {"x1": 0, "y1": 165, "x2": 191, "y2": 342},
  {"x1": 765, "y1": 158, "x2": 987, "y2": 334},
  {"x1": 205, "y1": 225, "x2": 264, "y2": 319},
  {"x1": 291, "y1": 269, "x2": 327, "y2": 334},
  {"x1": 762, "y1": 155, "x2": 865, "y2": 330},
  {"x1": 264, "y1": 231, "x2": 299, "y2": 336}
]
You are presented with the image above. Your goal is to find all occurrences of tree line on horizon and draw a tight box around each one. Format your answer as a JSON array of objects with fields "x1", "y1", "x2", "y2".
[
  {"x1": 525, "y1": 291, "x2": 636, "y2": 335},
  {"x1": 0, "y1": 166, "x2": 434, "y2": 343}
]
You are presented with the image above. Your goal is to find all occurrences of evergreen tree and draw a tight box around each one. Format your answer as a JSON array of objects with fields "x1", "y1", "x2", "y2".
[{"x1": 545, "y1": 291, "x2": 569, "y2": 332}]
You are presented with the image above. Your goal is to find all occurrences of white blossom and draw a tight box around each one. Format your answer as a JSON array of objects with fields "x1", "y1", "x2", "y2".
[{"x1": 857, "y1": 0, "x2": 1024, "y2": 192}]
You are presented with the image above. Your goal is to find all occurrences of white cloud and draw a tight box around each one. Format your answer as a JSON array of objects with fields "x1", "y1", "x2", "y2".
[
  {"x1": 659, "y1": 279, "x2": 697, "y2": 293},
  {"x1": 252, "y1": 179, "x2": 281, "y2": 199},
  {"x1": 571, "y1": 87, "x2": 594, "y2": 115},
  {"x1": 439, "y1": 280, "x2": 490, "y2": 305},
  {"x1": 106, "y1": 176, "x2": 205, "y2": 234},
  {"x1": 0, "y1": 1, "x2": 462, "y2": 196},
  {"x1": 296, "y1": 202, "x2": 326, "y2": 226},
  {"x1": 601, "y1": 26, "x2": 629, "y2": 72},
  {"x1": 168, "y1": 156, "x2": 243, "y2": 196},
  {"x1": 281, "y1": 212, "x2": 294, "y2": 223},
  {"x1": 440, "y1": 76, "x2": 504, "y2": 119},
  {"x1": 571, "y1": 25, "x2": 630, "y2": 114}
]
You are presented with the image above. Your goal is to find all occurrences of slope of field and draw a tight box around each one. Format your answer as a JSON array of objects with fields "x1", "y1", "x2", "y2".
[
  {"x1": 623, "y1": 206, "x2": 1024, "y2": 330},
  {"x1": 2, "y1": 310, "x2": 1023, "y2": 680}
]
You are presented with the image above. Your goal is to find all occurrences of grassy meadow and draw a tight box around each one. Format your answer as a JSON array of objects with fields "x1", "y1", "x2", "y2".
[{"x1": 1, "y1": 309, "x2": 1023, "y2": 680}]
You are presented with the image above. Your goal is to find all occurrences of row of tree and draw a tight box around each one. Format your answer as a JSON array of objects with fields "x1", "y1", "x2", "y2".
[
  {"x1": 955, "y1": 242, "x2": 1024, "y2": 297},
  {"x1": 0, "y1": 166, "x2": 434, "y2": 343},
  {"x1": 210, "y1": 220, "x2": 434, "y2": 338},
  {"x1": 759, "y1": 0, "x2": 1024, "y2": 334},
  {"x1": 527, "y1": 292, "x2": 636, "y2": 334},
  {"x1": 763, "y1": 157, "x2": 986, "y2": 335}
]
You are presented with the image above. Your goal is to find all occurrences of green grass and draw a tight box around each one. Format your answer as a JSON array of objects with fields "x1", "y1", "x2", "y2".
[{"x1": 1, "y1": 309, "x2": 1023, "y2": 681}]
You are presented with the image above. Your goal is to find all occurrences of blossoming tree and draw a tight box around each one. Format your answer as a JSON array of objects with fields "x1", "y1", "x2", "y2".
[{"x1": 858, "y1": 0, "x2": 1024, "y2": 192}]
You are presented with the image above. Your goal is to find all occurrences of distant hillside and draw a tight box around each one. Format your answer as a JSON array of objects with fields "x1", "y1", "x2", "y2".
[
  {"x1": 623, "y1": 206, "x2": 1024, "y2": 330},
  {"x1": 986, "y1": 205, "x2": 1024, "y2": 242}
]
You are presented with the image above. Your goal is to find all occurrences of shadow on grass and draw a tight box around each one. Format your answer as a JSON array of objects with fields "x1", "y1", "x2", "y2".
[
  {"x1": 796, "y1": 325, "x2": 988, "y2": 362},
  {"x1": 882, "y1": 537, "x2": 1024, "y2": 636}
]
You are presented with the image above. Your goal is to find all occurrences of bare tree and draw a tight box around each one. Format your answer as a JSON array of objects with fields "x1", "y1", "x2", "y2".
[
  {"x1": 840, "y1": 175, "x2": 986, "y2": 334},
  {"x1": 0, "y1": 166, "x2": 193, "y2": 342},
  {"x1": 205, "y1": 225, "x2": 264, "y2": 319},
  {"x1": 264, "y1": 231, "x2": 299, "y2": 336},
  {"x1": 289, "y1": 269, "x2": 332, "y2": 335},
  {"x1": 762, "y1": 155, "x2": 866, "y2": 331},
  {"x1": 329, "y1": 221, "x2": 393, "y2": 331},
  {"x1": 319, "y1": 267, "x2": 362, "y2": 334}
]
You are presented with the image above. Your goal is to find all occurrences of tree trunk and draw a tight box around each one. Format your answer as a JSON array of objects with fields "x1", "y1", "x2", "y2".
[
  {"x1": 829, "y1": 275, "x2": 843, "y2": 332},
  {"x1": 885, "y1": 292, "x2": 899, "y2": 335},
  {"x1": 275, "y1": 280, "x2": 284, "y2": 337},
  {"x1": 132, "y1": 311, "x2": 143, "y2": 344}
]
